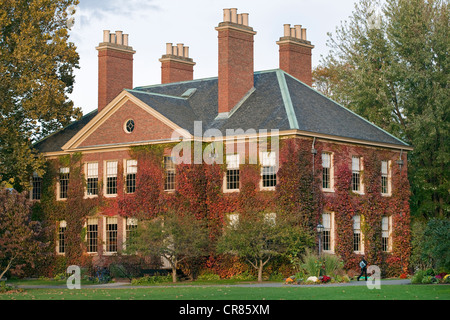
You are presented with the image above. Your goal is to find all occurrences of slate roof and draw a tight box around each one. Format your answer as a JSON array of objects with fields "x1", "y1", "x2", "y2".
[{"x1": 33, "y1": 69, "x2": 409, "y2": 153}]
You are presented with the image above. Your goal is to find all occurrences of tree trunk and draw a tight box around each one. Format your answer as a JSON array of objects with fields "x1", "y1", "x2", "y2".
[
  {"x1": 258, "y1": 260, "x2": 263, "y2": 283},
  {"x1": 172, "y1": 264, "x2": 177, "y2": 283}
]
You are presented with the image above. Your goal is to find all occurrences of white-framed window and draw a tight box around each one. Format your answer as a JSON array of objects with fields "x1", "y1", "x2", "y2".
[
  {"x1": 126, "y1": 159, "x2": 137, "y2": 194},
  {"x1": 57, "y1": 220, "x2": 67, "y2": 254},
  {"x1": 353, "y1": 215, "x2": 363, "y2": 253},
  {"x1": 105, "y1": 217, "x2": 118, "y2": 254},
  {"x1": 352, "y1": 156, "x2": 363, "y2": 193},
  {"x1": 31, "y1": 172, "x2": 42, "y2": 200},
  {"x1": 322, "y1": 152, "x2": 334, "y2": 191},
  {"x1": 322, "y1": 213, "x2": 334, "y2": 252},
  {"x1": 382, "y1": 216, "x2": 392, "y2": 252},
  {"x1": 260, "y1": 152, "x2": 277, "y2": 190},
  {"x1": 59, "y1": 167, "x2": 70, "y2": 199},
  {"x1": 105, "y1": 161, "x2": 118, "y2": 195},
  {"x1": 86, "y1": 162, "x2": 99, "y2": 196},
  {"x1": 225, "y1": 154, "x2": 240, "y2": 191},
  {"x1": 381, "y1": 161, "x2": 391, "y2": 196},
  {"x1": 86, "y1": 218, "x2": 98, "y2": 254},
  {"x1": 163, "y1": 156, "x2": 176, "y2": 191}
]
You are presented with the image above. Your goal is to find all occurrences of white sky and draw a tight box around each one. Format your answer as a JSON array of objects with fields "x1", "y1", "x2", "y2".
[{"x1": 69, "y1": 0, "x2": 359, "y2": 115}]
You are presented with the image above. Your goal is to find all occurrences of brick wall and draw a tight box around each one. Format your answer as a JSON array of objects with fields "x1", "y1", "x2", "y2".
[
  {"x1": 279, "y1": 43, "x2": 313, "y2": 86},
  {"x1": 79, "y1": 100, "x2": 176, "y2": 148},
  {"x1": 217, "y1": 27, "x2": 255, "y2": 114},
  {"x1": 98, "y1": 48, "x2": 134, "y2": 112}
]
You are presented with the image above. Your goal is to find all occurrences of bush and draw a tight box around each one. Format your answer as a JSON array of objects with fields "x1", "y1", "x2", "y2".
[
  {"x1": 231, "y1": 270, "x2": 257, "y2": 281},
  {"x1": 421, "y1": 276, "x2": 438, "y2": 284},
  {"x1": 411, "y1": 270, "x2": 425, "y2": 284},
  {"x1": 197, "y1": 272, "x2": 221, "y2": 281},
  {"x1": 131, "y1": 274, "x2": 172, "y2": 285}
]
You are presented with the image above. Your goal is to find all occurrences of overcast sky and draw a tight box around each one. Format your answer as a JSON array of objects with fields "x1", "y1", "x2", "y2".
[{"x1": 69, "y1": 0, "x2": 360, "y2": 115}]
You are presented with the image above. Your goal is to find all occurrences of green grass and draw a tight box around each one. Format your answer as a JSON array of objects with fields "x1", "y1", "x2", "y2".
[{"x1": 1, "y1": 284, "x2": 449, "y2": 300}]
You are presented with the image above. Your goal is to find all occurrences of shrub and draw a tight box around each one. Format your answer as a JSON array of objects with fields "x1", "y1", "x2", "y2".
[
  {"x1": 411, "y1": 270, "x2": 425, "y2": 284},
  {"x1": 421, "y1": 276, "x2": 438, "y2": 284},
  {"x1": 424, "y1": 268, "x2": 435, "y2": 276},
  {"x1": 197, "y1": 272, "x2": 221, "y2": 281},
  {"x1": 131, "y1": 274, "x2": 172, "y2": 285},
  {"x1": 230, "y1": 270, "x2": 257, "y2": 281},
  {"x1": 322, "y1": 254, "x2": 344, "y2": 277}
]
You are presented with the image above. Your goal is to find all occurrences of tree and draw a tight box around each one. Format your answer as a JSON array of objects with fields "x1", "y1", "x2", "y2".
[
  {"x1": 0, "y1": 188, "x2": 47, "y2": 279},
  {"x1": 127, "y1": 211, "x2": 210, "y2": 283},
  {"x1": 421, "y1": 218, "x2": 450, "y2": 271},
  {"x1": 217, "y1": 213, "x2": 312, "y2": 282},
  {"x1": 313, "y1": 0, "x2": 449, "y2": 218},
  {"x1": 0, "y1": 0, "x2": 82, "y2": 191}
]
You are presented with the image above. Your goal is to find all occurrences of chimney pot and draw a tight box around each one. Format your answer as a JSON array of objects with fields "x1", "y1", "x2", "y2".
[
  {"x1": 223, "y1": 8, "x2": 231, "y2": 22},
  {"x1": 301, "y1": 28, "x2": 307, "y2": 40},
  {"x1": 242, "y1": 13, "x2": 249, "y2": 26},
  {"x1": 116, "y1": 31, "x2": 123, "y2": 45},
  {"x1": 184, "y1": 46, "x2": 189, "y2": 58},
  {"x1": 177, "y1": 43, "x2": 184, "y2": 57},
  {"x1": 123, "y1": 34, "x2": 129, "y2": 46},
  {"x1": 230, "y1": 8, "x2": 238, "y2": 23},
  {"x1": 103, "y1": 30, "x2": 110, "y2": 43},
  {"x1": 283, "y1": 24, "x2": 291, "y2": 37},
  {"x1": 290, "y1": 27, "x2": 296, "y2": 38},
  {"x1": 294, "y1": 25, "x2": 302, "y2": 39}
]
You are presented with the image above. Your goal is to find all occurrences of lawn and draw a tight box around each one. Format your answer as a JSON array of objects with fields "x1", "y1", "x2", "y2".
[{"x1": 1, "y1": 283, "x2": 449, "y2": 300}]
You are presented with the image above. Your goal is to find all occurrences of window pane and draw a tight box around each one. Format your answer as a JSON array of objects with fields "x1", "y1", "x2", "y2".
[
  {"x1": 106, "y1": 218, "x2": 118, "y2": 252},
  {"x1": 352, "y1": 157, "x2": 360, "y2": 172},
  {"x1": 32, "y1": 173, "x2": 42, "y2": 200},
  {"x1": 322, "y1": 153, "x2": 331, "y2": 168},
  {"x1": 164, "y1": 156, "x2": 176, "y2": 191},
  {"x1": 59, "y1": 168, "x2": 70, "y2": 199},
  {"x1": 87, "y1": 218, "x2": 98, "y2": 253},
  {"x1": 106, "y1": 162, "x2": 118, "y2": 195}
]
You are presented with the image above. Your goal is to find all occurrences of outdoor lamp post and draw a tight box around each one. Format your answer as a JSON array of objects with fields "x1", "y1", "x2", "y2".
[{"x1": 317, "y1": 224, "x2": 324, "y2": 257}]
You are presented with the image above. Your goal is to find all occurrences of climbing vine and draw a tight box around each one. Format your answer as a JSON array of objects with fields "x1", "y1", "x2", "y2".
[{"x1": 33, "y1": 137, "x2": 411, "y2": 277}]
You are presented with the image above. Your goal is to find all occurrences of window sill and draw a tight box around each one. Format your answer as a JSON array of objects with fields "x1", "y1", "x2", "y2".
[
  {"x1": 104, "y1": 194, "x2": 117, "y2": 198},
  {"x1": 322, "y1": 188, "x2": 335, "y2": 193},
  {"x1": 260, "y1": 187, "x2": 276, "y2": 192},
  {"x1": 223, "y1": 189, "x2": 240, "y2": 194},
  {"x1": 381, "y1": 193, "x2": 392, "y2": 197}
]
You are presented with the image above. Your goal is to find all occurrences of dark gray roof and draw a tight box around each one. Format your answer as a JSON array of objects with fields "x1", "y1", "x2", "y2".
[{"x1": 34, "y1": 69, "x2": 409, "y2": 153}]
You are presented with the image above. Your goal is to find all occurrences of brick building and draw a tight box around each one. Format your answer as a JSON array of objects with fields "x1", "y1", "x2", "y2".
[{"x1": 33, "y1": 9, "x2": 412, "y2": 271}]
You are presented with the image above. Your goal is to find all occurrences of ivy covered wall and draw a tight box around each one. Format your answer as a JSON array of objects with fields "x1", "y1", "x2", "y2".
[{"x1": 33, "y1": 136, "x2": 411, "y2": 277}]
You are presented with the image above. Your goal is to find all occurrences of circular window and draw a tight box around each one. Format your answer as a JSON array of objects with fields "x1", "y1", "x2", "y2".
[{"x1": 124, "y1": 119, "x2": 135, "y2": 133}]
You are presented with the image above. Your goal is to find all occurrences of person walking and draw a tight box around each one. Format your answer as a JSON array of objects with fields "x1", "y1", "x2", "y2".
[{"x1": 357, "y1": 256, "x2": 368, "y2": 281}]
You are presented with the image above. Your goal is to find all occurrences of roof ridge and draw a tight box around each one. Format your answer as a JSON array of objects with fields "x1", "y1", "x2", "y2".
[
  {"x1": 276, "y1": 70, "x2": 299, "y2": 130},
  {"x1": 126, "y1": 89, "x2": 187, "y2": 100}
]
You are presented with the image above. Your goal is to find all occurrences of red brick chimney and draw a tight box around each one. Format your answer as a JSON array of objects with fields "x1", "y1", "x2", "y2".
[
  {"x1": 96, "y1": 30, "x2": 135, "y2": 112},
  {"x1": 277, "y1": 24, "x2": 314, "y2": 86},
  {"x1": 216, "y1": 8, "x2": 256, "y2": 115},
  {"x1": 159, "y1": 43, "x2": 196, "y2": 84}
]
